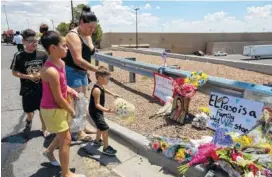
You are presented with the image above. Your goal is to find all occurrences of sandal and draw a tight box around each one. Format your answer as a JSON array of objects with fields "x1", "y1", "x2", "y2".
[{"x1": 42, "y1": 151, "x2": 60, "y2": 167}]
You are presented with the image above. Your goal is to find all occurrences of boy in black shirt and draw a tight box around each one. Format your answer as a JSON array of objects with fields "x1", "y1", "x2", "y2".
[
  {"x1": 89, "y1": 66, "x2": 119, "y2": 156},
  {"x1": 10, "y1": 29, "x2": 49, "y2": 136}
]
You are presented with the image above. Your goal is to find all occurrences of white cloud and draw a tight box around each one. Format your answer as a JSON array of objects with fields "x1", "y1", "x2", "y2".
[
  {"x1": 156, "y1": 6, "x2": 160, "y2": 10},
  {"x1": 1, "y1": 0, "x2": 88, "y2": 32},
  {"x1": 1, "y1": 1, "x2": 272, "y2": 33},
  {"x1": 144, "y1": 4, "x2": 151, "y2": 10}
]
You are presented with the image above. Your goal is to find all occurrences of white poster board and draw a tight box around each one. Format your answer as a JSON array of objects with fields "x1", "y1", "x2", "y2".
[
  {"x1": 153, "y1": 73, "x2": 174, "y2": 103},
  {"x1": 208, "y1": 92, "x2": 264, "y2": 134}
]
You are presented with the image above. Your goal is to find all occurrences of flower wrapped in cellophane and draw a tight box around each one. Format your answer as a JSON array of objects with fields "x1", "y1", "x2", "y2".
[
  {"x1": 114, "y1": 98, "x2": 135, "y2": 123},
  {"x1": 184, "y1": 71, "x2": 208, "y2": 87}
]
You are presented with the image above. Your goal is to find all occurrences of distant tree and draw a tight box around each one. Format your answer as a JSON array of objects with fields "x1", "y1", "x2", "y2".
[{"x1": 56, "y1": 22, "x2": 69, "y2": 36}]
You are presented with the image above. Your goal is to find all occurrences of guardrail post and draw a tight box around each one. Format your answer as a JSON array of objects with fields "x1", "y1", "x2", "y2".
[
  {"x1": 105, "y1": 53, "x2": 114, "y2": 71},
  {"x1": 126, "y1": 57, "x2": 136, "y2": 83}
]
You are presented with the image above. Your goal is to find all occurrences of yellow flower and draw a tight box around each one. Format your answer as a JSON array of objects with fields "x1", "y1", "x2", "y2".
[
  {"x1": 200, "y1": 107, "x2": 211, "y2": 115},
  {"x1": 184, "y1": 78, "x2": 190, "y2": 83},
  {"x1": 191, "y1": 72, "x2": 197, "y2": 76},
  {"x1": 192, "y1": 81, "x2": 199, "y2": 87},
  {"x1": 160, "y1": 141, "x2": 169, "y2": 151},
  {"x1": 241, "y1": 136, "x2": 252, "y2": 147},
  {"x1": 201, "y1": 73, "x2": 208, "y2": 80},
  {"x1": 196, "y1": 75, "x2": 201, "y2": 81},
  {"x1": 175, "y1": 148, "x2": 186, "y2": 160}
]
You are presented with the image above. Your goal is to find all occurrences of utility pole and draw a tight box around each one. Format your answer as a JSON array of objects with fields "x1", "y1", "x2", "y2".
[
  {"x1": 71, "y1": 0, "x2": 74, "y2": 22},
  {"x1": 134, "y1": 7, "x2": 139, "y2": 49},
  {"x1": 3, "y1": 5, "x2": 10, "y2": 30},
  {"x1": 51, "y1": 20, "x2": 55, "y2": 30}
]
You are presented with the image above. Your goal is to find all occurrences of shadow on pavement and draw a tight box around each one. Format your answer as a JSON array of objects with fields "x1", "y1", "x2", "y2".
[
  {"x1": 43, "y1": 133, "x2": 88, "y2": 149},
  {"x1": 29, "y1": 164, "x2": 75, "y2": 177},
  {"x1": 78, "y1": 144, "x2": 121, "y2": 166},
  {"x1": 1, "y1": 130, "x2": 42, "y2": 144}
]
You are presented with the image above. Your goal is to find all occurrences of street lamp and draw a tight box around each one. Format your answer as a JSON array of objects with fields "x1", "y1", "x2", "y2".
[
  {"x1": 134, "y1": 7, "x2": 139, "y2": 49},
  {"x1": 3, "y1": 5, "x2": 10, "y2": 30}
]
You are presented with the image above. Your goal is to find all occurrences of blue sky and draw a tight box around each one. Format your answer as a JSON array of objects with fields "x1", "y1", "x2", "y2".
[
  {"x1": 1, "y1": 1, "x2": 272, "y2": 32},
  {"x1": 88, "y1": 1, "x2": 272, "y2": 21}
]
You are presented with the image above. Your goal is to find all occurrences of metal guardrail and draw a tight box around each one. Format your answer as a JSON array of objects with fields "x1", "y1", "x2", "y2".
[{"x1": 94, "y1": 53, "x2": 272, "y2": 97}]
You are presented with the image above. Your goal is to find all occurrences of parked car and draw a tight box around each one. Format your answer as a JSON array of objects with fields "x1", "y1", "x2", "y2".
[
  {"x1": 214, "y1": 51, "x2": 227, "y2": 56},
  {"x1": 194, "y1": 50, "x2": 205, "y2": 56}
]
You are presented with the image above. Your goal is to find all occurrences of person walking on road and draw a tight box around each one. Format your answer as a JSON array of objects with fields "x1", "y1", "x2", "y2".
[
  {"x1": 13, "y1": 31, "x2": 24, "y2": 51},
  {"x1": 63, "y1": 5, "x2": 98, "y2": 141},
  {"x1": 10, "y1": 29, "x2": 49, "y2": 137},
  {"x1": 40, "y1": 30, "x2": 85, "y2": 177}
]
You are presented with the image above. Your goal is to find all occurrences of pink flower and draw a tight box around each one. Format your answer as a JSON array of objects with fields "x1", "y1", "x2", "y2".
[
  {"x1": 152, "y1": 142, "x2": 160, "y2": 150},
  {"x1": 180, "y1": 83, "x2": 197, "y2": 98}
]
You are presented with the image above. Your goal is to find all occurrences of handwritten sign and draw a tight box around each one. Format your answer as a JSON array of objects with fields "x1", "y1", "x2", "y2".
[
  {"x1": 208, "y1": 92, "x2": 264, "y2": 134},
  {"x1": 153, "y1": 73, "x2": 174, "y2": 104}
]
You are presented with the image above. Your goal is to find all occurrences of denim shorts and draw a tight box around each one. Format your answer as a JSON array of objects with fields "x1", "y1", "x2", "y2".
[{"x1": 65, "y1": 65, "x2": 88, "y2": 88}]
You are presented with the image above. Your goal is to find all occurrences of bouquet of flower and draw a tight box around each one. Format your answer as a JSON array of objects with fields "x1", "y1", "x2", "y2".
[
  {"x1": 184, "y1": 71, "x2": 208, "y2": 87},
  {"x1": 114, "y1": 98, "x2": 135, "y2": 123},
  {"x1": 178, "y1": 143, "x2": 219, "y2": 174}
]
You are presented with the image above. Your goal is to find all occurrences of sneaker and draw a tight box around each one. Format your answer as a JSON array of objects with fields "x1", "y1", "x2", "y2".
[
  {"x1": 93, "y1": 139, "x2": 104, "y2": 146},
  {"x1": 23, "y1": 120, "x2": 32, "y2": 132},
  {"x1": 102, "y1": 146, "x2": 117, "y2": 156}
]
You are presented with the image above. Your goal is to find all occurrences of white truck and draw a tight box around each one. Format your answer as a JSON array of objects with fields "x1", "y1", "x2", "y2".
[{"x1": 243, "y1": 45, "x2": 272, "y2": 59}]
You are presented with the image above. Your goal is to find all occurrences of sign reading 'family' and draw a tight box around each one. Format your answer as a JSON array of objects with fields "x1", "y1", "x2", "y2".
[{"x1": 208, "y1": 92, "x2": 264, "y2": 134}]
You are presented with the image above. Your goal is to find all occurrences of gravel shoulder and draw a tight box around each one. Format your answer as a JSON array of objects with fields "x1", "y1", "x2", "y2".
[{"x1": 89, "y1": 51, "x2": 271, "y2": 139}]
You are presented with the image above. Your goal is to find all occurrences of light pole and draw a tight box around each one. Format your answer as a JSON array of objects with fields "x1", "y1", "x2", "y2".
[
  {"x1": 134, "y1": 7, "x2": 139, "y2": 49},
  {"x1": 3, "y1": 5, "x2": 10, "y2": 30},
  {"x1": 71, "y1": 0, "x2": 74, "y2": 22},
  {"x1": 51, "y1": 20, "x2": 55, "y2": 30}
]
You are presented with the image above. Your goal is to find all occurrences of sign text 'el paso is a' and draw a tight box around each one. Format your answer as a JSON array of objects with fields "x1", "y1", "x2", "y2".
[{"x1": 208, "y1": 92, "x2": 264, "y2": 134}]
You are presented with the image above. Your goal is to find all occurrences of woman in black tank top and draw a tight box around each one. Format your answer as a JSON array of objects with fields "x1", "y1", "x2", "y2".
[
  {"x1": 64, "y1": 5, "x2": 97, "y2": 94},
  {"x1": 64, "y1": 5, "x2": 98, "y2": 141}
]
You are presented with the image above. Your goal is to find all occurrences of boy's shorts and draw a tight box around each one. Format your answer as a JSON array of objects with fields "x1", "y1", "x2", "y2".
[
  {"x1": 66, "y1": 65, "x2": 88, "y2": 88},
  {"x1": 91, "y1": 113, "x2": 109, "y2": 131},
  {"x1": 40, "y1": 108, "x2": 71, "y2": 133},
  {"x1": 22, "y1": 90, "x2": 42, "y2": 113}
]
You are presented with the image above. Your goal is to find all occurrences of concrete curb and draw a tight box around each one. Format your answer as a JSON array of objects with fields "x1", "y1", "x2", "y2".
[
  {"x1": 109, "y1": 47, "x2": 272, "y2": 75},
  {"x1": 106, "y1": 118, "x2": 228, "y2": 177}
]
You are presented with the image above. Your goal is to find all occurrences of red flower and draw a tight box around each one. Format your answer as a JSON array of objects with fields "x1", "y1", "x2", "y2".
[
  {"x1": 248, "y1": 163, "x2": 259, "y2": 176},
  {"x1": 230, "y1": 149, "x2": 243, "y2": 161},
  {"x1": 210, "y1": 149, "x2": 219, "y2": 161}
]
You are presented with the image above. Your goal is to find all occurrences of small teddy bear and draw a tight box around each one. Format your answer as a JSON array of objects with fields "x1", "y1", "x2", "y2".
[{"x1": 192, "y1": 112, "x2": 210, "y2": 129}]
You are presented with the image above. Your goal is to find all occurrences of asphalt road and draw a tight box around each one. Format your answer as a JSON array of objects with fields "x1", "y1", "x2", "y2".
[
  {"x1": 200, "y1": 54, "x2": 272, "y2": 65},
  {"x1": 1, "y1": 44, "x2": 121, "y2": 177}
]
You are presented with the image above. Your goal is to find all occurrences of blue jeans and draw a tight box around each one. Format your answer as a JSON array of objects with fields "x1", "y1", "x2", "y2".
[{"x1": 65, "y1": 65, "x2": 88, "y2": 88}]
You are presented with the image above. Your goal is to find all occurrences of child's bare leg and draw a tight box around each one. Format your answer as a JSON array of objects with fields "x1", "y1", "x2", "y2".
[
  {"x1": 102, "y1": 130, "x2": 109, "y2": 148},
  {"x1": 96, "y1": 130, "x2": 102, "y2": 142},
  {"x1": 24, "y1": 112, "x2": 34, "y2": 132},
  {"x1": 26, "y1": 112, "x2": 34, "y2": 121},
  {"x1": 44, "y1": 137, "x2": 59, "y2": 161},
  {"x1": 57, "y1": 130, "x2": 73, "y2": 177},
  {"x1": 39, "y1": 112, "x2": 46, "y2": 130}
]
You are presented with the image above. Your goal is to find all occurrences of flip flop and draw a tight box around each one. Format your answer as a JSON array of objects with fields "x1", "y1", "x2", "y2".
[{"x1": 42, "y1": 151, "x2": 60, "y2": 167}]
